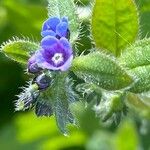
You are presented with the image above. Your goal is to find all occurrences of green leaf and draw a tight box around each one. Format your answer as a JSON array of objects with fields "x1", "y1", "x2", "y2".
[
  {"x1": 119, "y1": 38, "x2": 150, "y2": 69},
  {"x1": 75, "y1": 0, "x2": 90, "y2": 6},
  {"x1": 46, "y1": 73, "x2": 77, "y2": 134},
  {"x1": 125, "y1": 93, "x2": 150, "y2": 119},
  {"x1": 92, "y1": 0, "x2": 138, "y2": 56},
  {"x1": 0, "y1": 38, "x2": 39, "y2": 64},
  {"x1": 135, "y1": 0, "x2": 150, "y2": 38},
  {"x1": 128, "y1": 66, "x2": 150, "y2": 93},
  {"x1": 119, "y1": 38, "x2": 150, "y2": 93},
  {"x1": 114, "y1": 120, "x2": 138, "y2": 150},
  {"x1": 70, "y1": 101, "x2": 100, "y2": 135},
  {"x1": 47, "y1": 0, "x2": 79, "y2": 43},
  {"x1": 86, "y1": 120, "x2": 139, "y2": 150},
  {"x1": 71, "y1": 51, "x2": 133, "y2": 90}
]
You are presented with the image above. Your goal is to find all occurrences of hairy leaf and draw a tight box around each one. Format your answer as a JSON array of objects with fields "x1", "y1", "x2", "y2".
[
  {"x1": 46, "y1": 73, "x2": 77, "y2": 134},
  {"x1": 135, "y1": 0, "x2": 150, "y2": 38},
  {"x1": 0, "y1": 38, "x2": 39, "y2": 64},
  {"x1": 125, "y1": 93, "x2": 150, "y2": 119},
  {"x1": 72, "y1": 52, "x2": 133, "y2": 90},
  {"x1": 92, "y1": 0, "x2": 138, "y2": 56},
  {"x1": 119, "y1": 38, "x2": 150, "y2": 93},
  {"x1": 129, "y1": 66, "x2": 150, "y2": 93},
  {"x1": 47, "y1": 0, "x2": 79, "y2": 43}
]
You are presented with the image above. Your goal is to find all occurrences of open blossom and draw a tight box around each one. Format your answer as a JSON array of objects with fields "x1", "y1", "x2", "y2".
[
  {"x1": 35, "y1": 36, "x2": 73, "y2": 71},
  {"x1": 41, "y1": 16, "x2": 70, "y2": 39},
  {"x1": 28, "y1": 16, "x2": 73, "y2": 73}
]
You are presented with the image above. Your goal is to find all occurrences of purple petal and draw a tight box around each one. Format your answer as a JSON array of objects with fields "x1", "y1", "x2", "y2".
[
  {"x1": 35, "y1": 50, "x2": 47, "y2": 63},
  {"x1": 28, "y1": 63, "x2": 40, "y2": 73},
  {"x1": 41, "y1": 30, "x2": 56, "y2": 37},
  {"x1": 59, "y1": 55, "x2": 73, "y2": 71},
  {"x1": 36, "y1": 51, "x2": 73, "y2": 71},
  {"x1": 56, "y1": 22, "x2": 68, "y2": 37},
  {"x1": 46, "y1": 17, "x2": 60, "y2": 31},
  {"x1": 39, "y1": 61, "x2": 58, "y2": 70},
  {"x1": 42, "y1": 21, "x2": 48, "y2": 31},
  {"x1": 59, "y1": 37, "x2": 72, "y2": 54},
  {"x1": 41, "y1": 36, "x2": 58, "y2": 49},
  {"x1": 28, "y1": 52, "x2": 41, "y2": 73},
  {"x1": 35, "y1": 51, "x2": 58, "y2": 70},
  {"x1": 28, "y1": 54, "x2": 36, "y2": 65},
  {"x1": 59, "y1": 37, "x2": 71, "y2": 49}
]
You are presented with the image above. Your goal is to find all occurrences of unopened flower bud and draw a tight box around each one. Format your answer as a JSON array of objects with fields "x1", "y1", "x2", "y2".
[
  {"x1": 28, "y1": 53, "x2": 42, "y2": 73},
  {"x1": 34, "y1": 74, "x2": 51, "y2": 90}
]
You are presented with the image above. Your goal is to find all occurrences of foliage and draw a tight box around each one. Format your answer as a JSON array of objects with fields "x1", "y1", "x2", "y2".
[
  {"x1": 92, "y1": 0, "x2": 138, "y2": 56},
  {"x1": 0, "y1": 0, "x2": 150, "y2": 150}
]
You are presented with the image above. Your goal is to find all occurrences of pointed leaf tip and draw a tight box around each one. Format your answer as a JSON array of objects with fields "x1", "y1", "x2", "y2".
[{"x1": 1, "y1": 38, "x2": 39, "y2": 64}]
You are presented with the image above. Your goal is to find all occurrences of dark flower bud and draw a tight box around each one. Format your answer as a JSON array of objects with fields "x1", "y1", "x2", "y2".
[
  {"x1": 34, "y1": 74, "x2": 51, "y2": 90},
  {"x1": 28, "y1": 53, "x2": 42, "y2": 74}
]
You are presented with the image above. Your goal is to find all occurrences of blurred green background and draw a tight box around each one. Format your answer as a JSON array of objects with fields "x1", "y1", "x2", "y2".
[{"x1": 0, "y1": 0, "x2": 150, "y2": 150}]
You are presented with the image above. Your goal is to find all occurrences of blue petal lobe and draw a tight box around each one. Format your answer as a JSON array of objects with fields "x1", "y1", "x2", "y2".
[
  {"x1": 41, "y1": 30, "x2": 56, "y2": 37},
  {"x1": 59, "y1": 37, "x2": 72, "y2": 51},
  {"x1": 56, "y1": 22, "x2": 68, "y2": 37},
  {"x1": 41, "y1": 36, "x2": 58, "y2": 49},
  {"x1": 59, "y1": 55, "x2": 73, "y2": 71},
  {"x1": 46, "y1": 17, "x2": 60, "y2": 31},
  {"x1": 42, "y1": 22, "x2": 48, "y2": 31}
]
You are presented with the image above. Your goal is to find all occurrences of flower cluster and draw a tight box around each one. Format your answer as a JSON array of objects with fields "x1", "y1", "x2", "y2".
[
  {"x1": 16, "y1": 17, "x2": 73, "y2": 116},
  {"x1": 28, "y1": 16, "x2": 73, "y2": 90},
  {"x1": 41, "y1": 17, "x2": 70, "y2": 39},
  {"x1": 16, "y1": 16, "x2": 74, "y2": 116}
]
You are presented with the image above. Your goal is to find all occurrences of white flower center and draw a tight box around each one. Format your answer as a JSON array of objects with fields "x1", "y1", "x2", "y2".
[{"x1": 52, "y1": 53, "x2": 64, "y2": 65}]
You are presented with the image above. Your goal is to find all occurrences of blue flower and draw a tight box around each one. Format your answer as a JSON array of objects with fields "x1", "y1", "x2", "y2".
[
  {"x1": 35, "y1": 36, "x2": 73, "y2": 71},
  {"x1": 41, "y1": 16, "x2": 70, "y2": 39}
]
